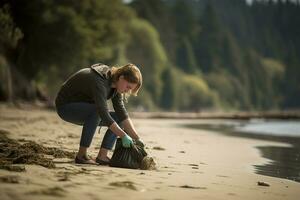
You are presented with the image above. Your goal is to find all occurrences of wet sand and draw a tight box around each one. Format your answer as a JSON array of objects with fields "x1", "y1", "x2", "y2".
[
  {"x1": 183, "y1": 121, "x2": 300, "y2": 182},
  {"x1": 0, "y1": 104, "x2": 299, "y2": 200}
]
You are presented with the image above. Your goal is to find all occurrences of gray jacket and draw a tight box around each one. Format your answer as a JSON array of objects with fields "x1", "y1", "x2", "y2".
[{"x1": 55, "y1": 63, "x2": 128, "y2": 126}]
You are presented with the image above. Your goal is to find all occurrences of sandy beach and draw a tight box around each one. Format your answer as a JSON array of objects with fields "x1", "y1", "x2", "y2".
[{"x1": 0, "y1": 104, "x2": 299, "y2": 200}]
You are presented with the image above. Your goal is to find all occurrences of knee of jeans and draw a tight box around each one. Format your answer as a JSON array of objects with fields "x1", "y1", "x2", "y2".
[
  {"x1": 56, "y1": 107, "x2": 66, "y2": 120},
  {"x1": 89, "y1": 111, "x2": 101, "y2": 121}
]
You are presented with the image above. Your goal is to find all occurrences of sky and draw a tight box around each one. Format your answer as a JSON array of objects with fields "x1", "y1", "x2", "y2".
[{"x1": 122, "y1": 0, "x2": 132, "y2": 4}]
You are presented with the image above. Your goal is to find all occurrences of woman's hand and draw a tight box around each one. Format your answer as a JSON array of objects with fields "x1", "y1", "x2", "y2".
[
  {"x1": 121, "y1": 134, "x2": 133, "y2": 148},
  {"x1": 135, "y1": 138, "x2": 145, "y2": 147}
]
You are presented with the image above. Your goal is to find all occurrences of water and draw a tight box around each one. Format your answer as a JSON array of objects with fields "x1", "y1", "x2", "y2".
[
  {"x1": 183, "y1": 119, "x2": 300, "y2": 182},
  {"x1": 236, "y1": 120, "x2": 300, "y2": 137}
]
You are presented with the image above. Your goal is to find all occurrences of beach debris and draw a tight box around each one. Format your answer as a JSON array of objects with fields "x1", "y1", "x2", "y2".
[
  {"x1": 109, "y1": 181, "x2": 137, "y2": 190},
  {"x1": 152, "y1": 146, "x2": 166, "y2": 151},
  {"x1": 110, "y1": 138, "x2": 155, "y2": 170},
  {"x1": 257, "y1": 181, "x2": 270, "y2": 187},
  {"x1": 180, "y1": 185, "x2": 207, "y2": 189},
  {"x1": 140, "y1": 156, "x2": 156, "y2": 170},
  {"x1": 17, "y1": 138, "x2": 30, "y2": 142},
  {"x1": 0, "y1": 175, "x2": 20, "y2": 184},
  {"x1": 0, "y1": 129, "x2": 10, "y2": 135},
  {"x1": 0, "y1": 132, "x2": 75, "y2": 169},
  {"x1": 169, "y1": 185, "x2": 207, "y2": 189},
  {"x1": 0, "y1": 164, "x2": 26, "y2": 172},
  {"x1": 179, "y1": 150, "x2": 185, "y2": 153}
]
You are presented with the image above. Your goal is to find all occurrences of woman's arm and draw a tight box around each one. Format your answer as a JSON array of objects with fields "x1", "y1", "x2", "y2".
[
  {"x1": 121, "y1": 118, "x2": 139, "y2": 140},
  {"x1": 109, "y1": 122, "x2": 127, "y2": 137},
  {"x1": 109, "y1": 122, "x2": 133, "y2": 147}
]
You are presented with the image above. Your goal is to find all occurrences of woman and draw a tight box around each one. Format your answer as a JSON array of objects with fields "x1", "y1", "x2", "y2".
[{"x1": 55, "y1": 63, "x2": 144, "y2": 165}]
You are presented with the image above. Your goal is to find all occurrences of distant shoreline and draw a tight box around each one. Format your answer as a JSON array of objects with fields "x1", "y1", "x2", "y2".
[
  {"x1": 1, "y1": 102, "x2": 300, "y2": 120},
  {"x1": 130, "y1": 111, "x2": 300, "y2": 120}
]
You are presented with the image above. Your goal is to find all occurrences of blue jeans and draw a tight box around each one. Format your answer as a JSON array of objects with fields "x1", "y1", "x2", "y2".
[{"x1": 56, "y1": 102, "x2": 122, "y2": 150}]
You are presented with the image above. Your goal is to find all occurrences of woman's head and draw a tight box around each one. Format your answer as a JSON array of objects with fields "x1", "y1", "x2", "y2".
[{"x1": 111, "y1": 63, "x2": 142, "y2": 96}]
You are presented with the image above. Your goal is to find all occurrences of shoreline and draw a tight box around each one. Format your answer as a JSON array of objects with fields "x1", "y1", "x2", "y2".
[
  {"x1": 1, "y1": 103, "x2": 300, "y2": 120},
  {"x1": 0, "y1": 105, "x2": 300, "y2": 199},
  {"x1": 181, "y1": 120, "x2": 300, "y2": 183},
  {"x1": 130, "y1": 111, "x2": 300, "y2": 120}
]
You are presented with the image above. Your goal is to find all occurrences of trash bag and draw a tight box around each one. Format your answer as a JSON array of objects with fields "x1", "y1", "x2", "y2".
[{"x1": 109, "y1": 138, "x2": 147, "y2": 169}]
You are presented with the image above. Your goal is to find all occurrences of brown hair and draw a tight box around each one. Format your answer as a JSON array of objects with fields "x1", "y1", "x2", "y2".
[{"x1": 111, "y1": 63, "x2": 142, "y2": 96}]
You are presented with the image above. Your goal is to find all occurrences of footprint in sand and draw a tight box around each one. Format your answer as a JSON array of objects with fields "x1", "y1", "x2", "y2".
[
  {"x1": 192, "y1": 171, "x2": 203, "y2": 174},
  {"x1": 109, "y1": 181, "x2": 137, "y2": 191},
  {"x1": 228, "y1": 193, "x2": 236, "y2": 196},
  {"x1": 152, "y1": 146, "x2": 166, "y2": 151},
  {"x1": 0, "y1": 175, "x2": 20, "y2": 184},
  {"x1": 188, "y1": 164, "x2": 199, "y2": 169},
  {"x1": 217, "y1": 175, "x2": 229, "y2": 178},
  {"x1": 67, "y1": 133, "x2": 79, "y2": 139},
  {"x1": 27, "y1": 186, "x2": 67, "y2": 197}
]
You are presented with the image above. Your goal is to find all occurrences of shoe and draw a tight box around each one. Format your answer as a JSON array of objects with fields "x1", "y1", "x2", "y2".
[
  {"x1": 96, "y1": 157, "x2": 110, "y2": 165},
  {"x1": 75, "y1": 156, "x2": 97, "y2": 165}
]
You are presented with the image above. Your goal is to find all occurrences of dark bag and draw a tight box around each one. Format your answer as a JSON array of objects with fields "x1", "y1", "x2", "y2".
[{"x1": 109, "y1": 138, "x2": 147, "y2": 169}]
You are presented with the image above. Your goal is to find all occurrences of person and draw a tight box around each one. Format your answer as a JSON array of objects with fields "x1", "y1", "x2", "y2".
[{"x1": 55, "y1": 63, "x2": 144, "y2": 165}]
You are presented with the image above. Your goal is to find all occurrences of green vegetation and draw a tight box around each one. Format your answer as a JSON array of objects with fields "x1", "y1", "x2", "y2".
[{"x1": 0, "y1": 0, "x2": 299, "y2": 111}]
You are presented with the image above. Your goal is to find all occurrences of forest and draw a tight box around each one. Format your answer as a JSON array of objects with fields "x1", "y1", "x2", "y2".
[{"x1": 0, "y1": 0, "x2": 299, "y2": 112}]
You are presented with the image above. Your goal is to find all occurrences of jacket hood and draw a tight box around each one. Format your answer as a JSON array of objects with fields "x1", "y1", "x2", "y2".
[{"x1": 90, "y1": 63, "x2": 112, "y2": 79}]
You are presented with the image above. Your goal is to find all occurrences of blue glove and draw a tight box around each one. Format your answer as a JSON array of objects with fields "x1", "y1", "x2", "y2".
[{"x1": 121, "y1": 134, "x2": 133, "y2": 148}]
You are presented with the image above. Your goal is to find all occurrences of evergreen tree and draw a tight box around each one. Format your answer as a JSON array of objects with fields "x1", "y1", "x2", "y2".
[
  {"x1": 176, "y1": 37, "x2": 198, "y2": 73},
  {"x1": 160, "y1": 67, "x2": 178, "y2": 110},
  {"x1": 194, "y1": 2, "x2": 223, "y2": 73}
]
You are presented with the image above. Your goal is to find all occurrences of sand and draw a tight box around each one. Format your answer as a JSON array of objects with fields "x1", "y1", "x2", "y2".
[{"x1": 0, "y1": 104, "x2": 299, "y2": 200}]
